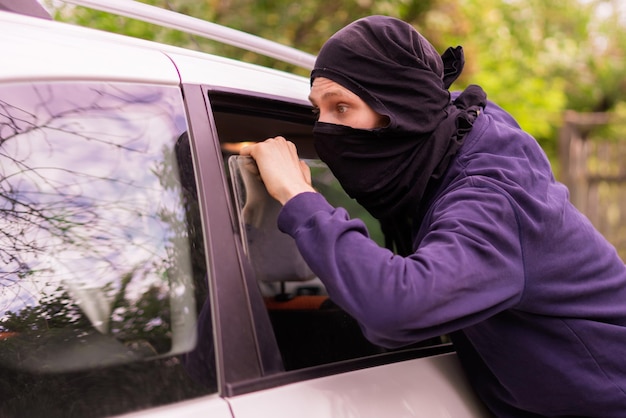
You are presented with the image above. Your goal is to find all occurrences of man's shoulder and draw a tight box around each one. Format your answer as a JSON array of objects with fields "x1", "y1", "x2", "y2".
[{"x1": 483, "y1": 100, "x2": 521, "y2": 129}]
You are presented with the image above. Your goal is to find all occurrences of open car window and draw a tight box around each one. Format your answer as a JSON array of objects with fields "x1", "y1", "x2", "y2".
[{"x1": 209, "y1": 91, "x2": 446, "y2": 372}]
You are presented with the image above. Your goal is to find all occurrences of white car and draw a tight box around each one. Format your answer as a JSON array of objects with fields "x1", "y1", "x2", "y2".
[{"x1": 0, "y1": 2, "x2": 491, "y2": 417}]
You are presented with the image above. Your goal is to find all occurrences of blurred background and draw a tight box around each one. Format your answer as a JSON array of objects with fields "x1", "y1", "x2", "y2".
[{"x1": 42, "y1": 0, "x2": 626, "y2": 258}]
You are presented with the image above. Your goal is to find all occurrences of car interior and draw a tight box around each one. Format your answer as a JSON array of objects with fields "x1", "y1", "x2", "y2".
[{"x1": 209, "y1": 91, "x2": 444, "y2": 370}]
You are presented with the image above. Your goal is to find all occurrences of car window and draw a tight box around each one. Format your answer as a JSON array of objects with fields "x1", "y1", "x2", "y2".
[
  {"x1": 210, "y1": 91, "x2": 446, "y2": 372},
  {"x1": 0, "y1": 82, "x2": 216, "y2": 417}
]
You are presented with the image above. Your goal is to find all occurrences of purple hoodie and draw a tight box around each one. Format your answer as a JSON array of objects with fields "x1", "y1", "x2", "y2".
[{"x1": 278, "y1": 101, "x2": 626, "y2": 416}]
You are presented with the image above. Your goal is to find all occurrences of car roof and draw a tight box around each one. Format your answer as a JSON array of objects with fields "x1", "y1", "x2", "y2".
[{"x1": 0, "y1": 10, "x2": 311, "y2": 103}]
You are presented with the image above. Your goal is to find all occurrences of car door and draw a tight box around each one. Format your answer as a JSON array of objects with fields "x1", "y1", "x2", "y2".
[
  {"x1": 174, "y1": 56, "x2": 492, "y2": 414},
  {"x1": 229, "y1": 354, "x2": 490, "y2": 418}
]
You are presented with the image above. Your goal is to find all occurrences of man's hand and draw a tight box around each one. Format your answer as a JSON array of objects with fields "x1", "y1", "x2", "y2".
[{"x1": 239, "y1": 136, "x2": 316, "y2": 205}]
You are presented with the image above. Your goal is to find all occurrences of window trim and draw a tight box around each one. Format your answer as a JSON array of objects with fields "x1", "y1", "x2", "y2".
[
  {"x1": 183, "y1": 84, "x2": 268, "y2": 395},
  {"x1": 229, "y1": 343, "x2": 455, "y2": 396}
]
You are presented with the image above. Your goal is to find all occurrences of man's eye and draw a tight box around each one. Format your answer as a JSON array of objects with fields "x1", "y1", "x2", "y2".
[{"x1": 337, "y1": 105, "x2": 348, "y2": 114}]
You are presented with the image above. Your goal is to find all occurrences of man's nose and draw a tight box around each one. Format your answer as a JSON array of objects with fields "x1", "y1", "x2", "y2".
[{"x1": 317, "y1": 111, "x2": 332, "y2": 124}]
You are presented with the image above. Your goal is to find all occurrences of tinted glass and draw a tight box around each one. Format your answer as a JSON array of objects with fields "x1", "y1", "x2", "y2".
[
  {"x1": 228, "y1": 155, "x2": 388, "y2": 369},
  {"x1": 0, "y1": 82, "x2": 216, "y2": 417}
]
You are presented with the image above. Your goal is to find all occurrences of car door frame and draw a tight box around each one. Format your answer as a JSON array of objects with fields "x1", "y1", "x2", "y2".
[
  {"x1": 182, "y1": 83, "x2": 285, "y2": 394},
  {"x1": 182, "y1": 83, "x2": 492, "y2": 416},
  {"x1": 182, "y1": 81, "x2": 472, "y2": 388}
]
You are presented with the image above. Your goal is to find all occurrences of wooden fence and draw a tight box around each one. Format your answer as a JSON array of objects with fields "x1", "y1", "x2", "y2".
[{"x1": 559, "y1": 110, "x2": 626, "y2": 260}]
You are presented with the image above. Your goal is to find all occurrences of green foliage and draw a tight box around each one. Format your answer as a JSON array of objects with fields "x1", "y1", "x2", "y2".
[
  {"x1": 45, "y1": 0, "x2": 626, "y2": 158},
  {"x1": 425, "y1": 0, "x2": 626, "y2": 156},
  {"x1": 1, "y1": 280, "x2": 172, "y2": 342},
  {"x1": 1, "y1": 287, "x2": 90, "y2": 333}
]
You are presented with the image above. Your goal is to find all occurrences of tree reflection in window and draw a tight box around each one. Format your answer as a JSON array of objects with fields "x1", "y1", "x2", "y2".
[{"x1": 0, "y1": 82, "x2": 197, "y2": 371}]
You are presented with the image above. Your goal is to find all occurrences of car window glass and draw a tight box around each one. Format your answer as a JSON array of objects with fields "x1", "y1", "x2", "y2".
[
  {"x1": 228, "y1": 155, "x2": 315, "y2": 283},
  {"x1": 0, "y1": 82, "x2": 216, "y2": 417}
]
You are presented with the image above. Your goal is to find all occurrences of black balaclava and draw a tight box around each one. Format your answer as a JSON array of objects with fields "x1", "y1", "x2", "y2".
[{"x1": 311, "y1": 15, "x2": 487, "y2": 255}]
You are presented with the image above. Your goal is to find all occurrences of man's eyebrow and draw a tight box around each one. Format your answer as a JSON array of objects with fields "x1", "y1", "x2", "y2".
[{"x1": 308, "y1": 89, "x2": 345, "y2": 105}]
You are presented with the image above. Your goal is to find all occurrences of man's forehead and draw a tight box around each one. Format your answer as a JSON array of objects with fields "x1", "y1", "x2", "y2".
[{"x1": 309, "y1": 78, "x2": 351, "y2": 103}]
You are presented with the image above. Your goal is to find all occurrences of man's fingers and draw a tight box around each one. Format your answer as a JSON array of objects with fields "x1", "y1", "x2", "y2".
[{"x1": 239, "y1": 143, "x2": 253, "y2": 156}]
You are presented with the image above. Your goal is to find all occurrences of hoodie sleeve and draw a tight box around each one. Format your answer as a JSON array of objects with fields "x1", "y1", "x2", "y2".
[{"x1": 278, "y1": 185, "x2": 525, "y2": 348}]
